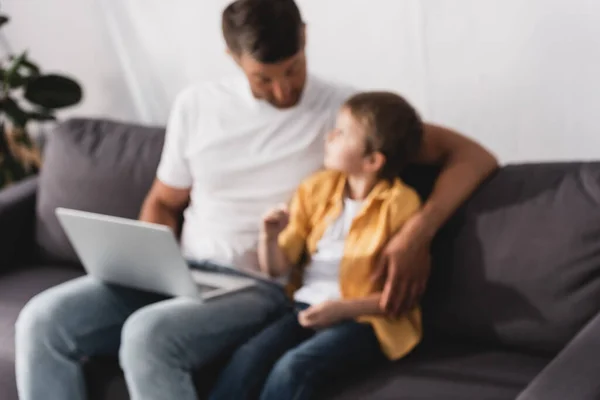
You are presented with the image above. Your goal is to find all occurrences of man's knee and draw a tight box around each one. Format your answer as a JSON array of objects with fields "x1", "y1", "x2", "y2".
[
  {"x1": 16, "y1": 289, "x2": 72, "y2": 352},
  {"x1": 119, "y1": 304, "x2": 176, "y2": 370}
]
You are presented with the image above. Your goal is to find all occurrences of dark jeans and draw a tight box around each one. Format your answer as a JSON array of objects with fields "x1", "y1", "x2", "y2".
[{"x1": 209, "y1": 303, "x2": 387, "y2": 400}]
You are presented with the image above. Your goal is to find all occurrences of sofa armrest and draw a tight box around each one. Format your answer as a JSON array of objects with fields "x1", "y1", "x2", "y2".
[
  {"x1": 0, "y1": 176, "x2": 38, "y2": 270},
  {"x1": 517, "y1": 310, "x2": 600, "y2": 400}
]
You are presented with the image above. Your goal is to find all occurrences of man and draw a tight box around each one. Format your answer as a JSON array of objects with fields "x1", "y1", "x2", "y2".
[{"x1": 15, "y1": 1, "x2": 498, "y2": 399}]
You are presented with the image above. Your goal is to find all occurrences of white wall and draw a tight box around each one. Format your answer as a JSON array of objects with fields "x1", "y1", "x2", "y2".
[
  {"x1": 2, "y1": 0, "x2": 138, "y2": 122},
  {"x1": 3, "y1": 0, "x2": 600, "y2": 163},
  {"x1": 423, "y1": 0, "x2": 600, "y2": 162}
]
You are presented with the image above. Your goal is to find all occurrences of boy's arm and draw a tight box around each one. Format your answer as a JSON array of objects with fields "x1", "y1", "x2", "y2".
[
  {"x1": 298, "y1": 294, "x2": 385, "y2": 329},
  {"x1": 258, "y1": 233, "x2": 293, "y2": 277},
  {"x1": 338, "y1": 293, "x2": 385, "y2": 319},
  {"x1": 259, "y1": 181, "x2": 312, "y2": 278}
]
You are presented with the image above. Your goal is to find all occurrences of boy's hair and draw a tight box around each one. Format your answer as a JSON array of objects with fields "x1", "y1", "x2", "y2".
[
  {"x1": 344, "y1": 92, "x2": 423, "y2": 180},
  {"x1": 222, "y1": 0, "x2": 304, "y2": 64}
]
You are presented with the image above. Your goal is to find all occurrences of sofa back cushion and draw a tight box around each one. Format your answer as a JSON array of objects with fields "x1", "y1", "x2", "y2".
[
  {"x1": 35, "y1": 118, "x2": 166, "y2": 265},
  {"x1": 425, "y1": 162, "x2": 600, "y2": 355}
]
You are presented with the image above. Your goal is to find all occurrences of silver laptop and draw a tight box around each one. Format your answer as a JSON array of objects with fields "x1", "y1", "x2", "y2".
[{"x1": 55, "y1": 207, "x2": 257, "y2": 301}]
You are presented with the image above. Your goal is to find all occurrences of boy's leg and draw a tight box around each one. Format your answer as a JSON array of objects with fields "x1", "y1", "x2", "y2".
[
  {"x1": 15, "y1": 276, "x2": 166, "y2": 400},
  {"x1": 119, "y1": 283, "x2": 289, "y2": 400},
  {"x1": 260, "y1": 321, "x2": 387, "y2": 400},
  {"x1": 208, "y1": 309, "x2": 313, "y2": 400}
]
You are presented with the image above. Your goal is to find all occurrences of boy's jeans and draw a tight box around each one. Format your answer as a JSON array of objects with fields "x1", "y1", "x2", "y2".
[
  {"x1": 209, "y1": 303, "x2": 386, "y2": 400},
  {"x1": 15, "y1": 262, "x2": 287, "y2": 400}
]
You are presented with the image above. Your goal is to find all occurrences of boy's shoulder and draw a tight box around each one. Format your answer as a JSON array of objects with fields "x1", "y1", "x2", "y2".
[
  {"x1": 297, "y1": 169, "x2": 344, "y2": 197},
  {"x1": 383, "y1": 178, "x2": 422, "y2": 212}
]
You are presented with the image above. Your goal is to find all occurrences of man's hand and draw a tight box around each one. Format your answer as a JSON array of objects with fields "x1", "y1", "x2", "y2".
[
  {"x1": 298, "y1": 301, "x2": 348, "y2": 329},
  {"x1": 372, "y1": 213, "x2": 432, "y2": 317}
]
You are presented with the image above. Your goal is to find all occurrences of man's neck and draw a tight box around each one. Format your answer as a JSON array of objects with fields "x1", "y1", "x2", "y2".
[{"x1": 346, "y1": 174, "x2": 378, "y2": 201}]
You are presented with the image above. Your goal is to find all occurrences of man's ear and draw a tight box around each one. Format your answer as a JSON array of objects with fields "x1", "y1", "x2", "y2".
[
  {"x1": 299, "y1": 23, "x2": 307, "y2": 50},
  {"x1": 226, "y1": 48, "x2": 241, "y2": 65}
]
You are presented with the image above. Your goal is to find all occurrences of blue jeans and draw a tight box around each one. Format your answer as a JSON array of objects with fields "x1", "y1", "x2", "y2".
[
  {"x1": 209, "y1": 303, "x2": 387, "y2": 400},
  {"x1": 15, "y1": 263, "x2": 288, "y2": 400}
]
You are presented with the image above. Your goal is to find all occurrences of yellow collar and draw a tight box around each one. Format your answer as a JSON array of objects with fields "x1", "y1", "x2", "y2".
[{"x1": 329, "y1": 173, "x2": 396, "y2": 207}]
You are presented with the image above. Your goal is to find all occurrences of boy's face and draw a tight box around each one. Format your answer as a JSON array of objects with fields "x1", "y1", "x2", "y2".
[{"x1": 324, "y1": 107, "x2": 383, "y2": 176}]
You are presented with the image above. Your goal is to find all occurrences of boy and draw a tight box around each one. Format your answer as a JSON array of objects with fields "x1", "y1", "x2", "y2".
[
  {"x1": 212, "y1": 92, "x2": 422, "y2": 400},
  {"x1": 210, "y1": 91, "x2": 424, "y2": 400}
]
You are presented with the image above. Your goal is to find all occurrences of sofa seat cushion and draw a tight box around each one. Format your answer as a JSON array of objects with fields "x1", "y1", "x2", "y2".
[
  {"x1": 327, "y1": 337, "x2": 550, "y2": 400},
  {"x1": 35, "y1": 119, "x2": 166, "y2": 265},
  {"x1": 0, "y1": 264, "x2": 84, "y2": 400},
  {"x1": 83, "y1": 337, "x2": 549, "y2": 400}
]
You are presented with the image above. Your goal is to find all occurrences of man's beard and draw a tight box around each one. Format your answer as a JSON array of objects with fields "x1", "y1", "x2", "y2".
[{"x1": 254, "y1": 90, "x2": 302, "y2": 109}]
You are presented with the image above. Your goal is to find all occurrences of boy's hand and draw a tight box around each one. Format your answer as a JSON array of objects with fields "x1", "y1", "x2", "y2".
[
  {"x1": 298, "y1": 301, "x2": 349, "y2": 329},
  {"x1": 261, "y1": 204, "x2": 290, "y2": 238}
]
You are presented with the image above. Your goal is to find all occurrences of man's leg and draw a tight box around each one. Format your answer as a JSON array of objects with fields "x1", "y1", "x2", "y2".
[
  {"x1": 209, "y1": 308, "x2": 313, "y2": 400},
  {"x1": 15, "y1": 276, "x2": 166, "y2": 400},
  {"x1": 119, "y1": 283, "x2": 288, "y2": 400},
  {"x1": 260, "y1": 321, "x2": 387, "y2": 400}
]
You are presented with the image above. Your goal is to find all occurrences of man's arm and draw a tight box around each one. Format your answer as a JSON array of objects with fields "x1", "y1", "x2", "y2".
[
  {"x1": 139, "y1": 179, "x2": 190, "y2": 234},
  {"x1": 377, "y1": 124, "x2": 499, "y2": 315},
  {"x1": 412, "y1": 123, "x2": 499, "y2": 238}
]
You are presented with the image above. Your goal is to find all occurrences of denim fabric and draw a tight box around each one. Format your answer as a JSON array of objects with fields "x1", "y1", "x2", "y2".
[
  {"x1": 15, "y1": 262, "x2": 288, "y2": 400},
  {"x1": 210, "y1": 303, "x2": 386, "y2": 400}
]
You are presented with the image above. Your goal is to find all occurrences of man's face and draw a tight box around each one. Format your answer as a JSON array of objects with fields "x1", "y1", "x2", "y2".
[{"x1": 234, "y1": 50, "x2": 307, "y2": 109}]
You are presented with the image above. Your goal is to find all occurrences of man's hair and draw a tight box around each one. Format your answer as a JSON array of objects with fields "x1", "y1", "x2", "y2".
[
  {"x1": 222, "y1": 0, "x2": 304, "y2": 63},
  {"x1": 344, "y1": 92, "x2": 424, "y2": 180}
]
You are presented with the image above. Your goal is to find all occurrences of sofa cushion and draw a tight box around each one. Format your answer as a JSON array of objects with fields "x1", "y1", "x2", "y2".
[
  {"x1": 328, "y1": 337, "x2": 549, "y2": 400},
  {"x1": 84, "y1": 337, "x2": 549, "y2": 400},
  {"x1": 35, "y1": 119, "x2": 165, "y2": 265},
  {"x1": 0, "y1": 264, "x2": 84, "y2": 400},
  {"x1": 0, "y1": 176, "x2": 38, "y2": 270},
  {"x1": 425, "y1": 162, "x2": 600, "y2": 355}
]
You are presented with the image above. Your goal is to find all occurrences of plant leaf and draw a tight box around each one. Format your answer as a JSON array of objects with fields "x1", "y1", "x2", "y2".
[
  {"x1": 0, "y1": 15, "x2": 9, "y2": 28},
  {"x1": 1, "y1": 97, "x2": 30, "y2": 127},
  {"x1": 5, "y1": 51, "x2": 27, "y2": 88},
  {"x1": 28, "y1": 110, "x2": 56, "y2": 121},
  {"x1": 6, "y1": 71, "x2": 26, "y2": 88},
  {"x1": 3, "y1": 52, "x2": 39, "y2": 88},
  {"x1": 21, "y1": 57, "x2": 41, "y2": 77},
  {"x1": 24, "y1": 74, "x2": 83, "y2": 109}
]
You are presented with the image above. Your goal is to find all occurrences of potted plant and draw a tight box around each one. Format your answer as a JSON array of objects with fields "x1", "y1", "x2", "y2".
[{"x1": 0, "y1": 10, "x2": 83, "y2": 189}]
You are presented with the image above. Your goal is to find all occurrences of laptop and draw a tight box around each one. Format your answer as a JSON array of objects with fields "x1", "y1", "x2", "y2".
[{"x1": 55, "y1": 207, "x2": 260, "y2": 301}]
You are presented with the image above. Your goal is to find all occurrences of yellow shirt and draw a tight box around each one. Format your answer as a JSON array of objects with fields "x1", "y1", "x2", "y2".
[{"x1": 278, "y1": 169, "x2": 423, "y2": 360}]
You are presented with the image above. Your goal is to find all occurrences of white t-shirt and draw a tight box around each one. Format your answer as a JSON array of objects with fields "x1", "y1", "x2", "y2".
[
  {"x1": 294, "y1": 198, "x2": 363, "y2": 305},
  {"x1": 156, "y1": 73, "x2": 355, "y2": 270}
]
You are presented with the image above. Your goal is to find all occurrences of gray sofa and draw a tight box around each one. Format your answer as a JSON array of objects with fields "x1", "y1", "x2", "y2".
[{"x1": 1, "y1": 118, "x2": 600, "y2": 400}]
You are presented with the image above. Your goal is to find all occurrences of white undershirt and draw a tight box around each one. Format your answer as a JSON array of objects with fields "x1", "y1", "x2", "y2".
[
  {"x1": 156, "y1": 73, "x2": 356, "y2": 271},
  {"x1": 294, "y1": 198, "x2": 363, "y2": 305}
]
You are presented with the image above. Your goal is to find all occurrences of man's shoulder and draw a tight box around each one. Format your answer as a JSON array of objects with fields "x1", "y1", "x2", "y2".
[
  {"x1": 306, "y1": 74, "x2": 359, "y2": 105},
  {"x1": 173, "y1": 76, "x2": 248, "y2": 109},
  {"x1": 302, "y1": 168, "x2": 341, "y2": 184}
]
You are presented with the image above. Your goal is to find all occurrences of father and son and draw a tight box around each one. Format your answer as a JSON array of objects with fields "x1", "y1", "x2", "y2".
[{"x1": 15, "y1": 1, "x2": 498, "y2": 399}]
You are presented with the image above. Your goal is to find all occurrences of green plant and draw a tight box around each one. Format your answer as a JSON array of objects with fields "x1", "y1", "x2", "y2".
[{"x1": 0, "y1": 10, "x2": 83, "y2": 189}]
